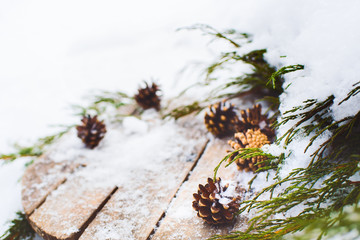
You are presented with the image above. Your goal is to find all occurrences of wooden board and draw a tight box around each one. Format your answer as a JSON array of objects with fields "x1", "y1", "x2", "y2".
[
  {"x1": 22, "y1": 117, "x2": 222, "y2": 240},
  {"x1": 21, "y1": 153, "x2": 84, "y2": 216},
  {"x1": 79, "y1": 140, "x2": 207, "y2": 240},
  {"x1": 29, "y1": 178, "x2": 117, "y2": 240},
  {"x1": 151, "y1": 139, "x2": 248, "y2": 240}
]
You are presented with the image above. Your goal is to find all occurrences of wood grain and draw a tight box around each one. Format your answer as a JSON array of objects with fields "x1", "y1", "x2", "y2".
[
  {"x1": 79, "y1": 138, "x2": 209, "y2": 240},
  {"x1": 21, "y1": 154, "x2": 83, "y2": 216},
  {"x1": 29, "y1": 176, "x2": 117, "y2": 240},
  {"x1": 151, "y1": 139, "x2": 248, "y2": 240},
  {"x1": 22, "y1": 114, "x2": 212, "y2": 240}
]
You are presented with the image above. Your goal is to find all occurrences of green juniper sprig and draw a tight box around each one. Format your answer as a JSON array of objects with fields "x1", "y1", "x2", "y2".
[
  {"x1": 268, "y1": 64, "x2": 304, "y2": 90},
  {"x1": 165, "y1": 26, "x2": 305, "y2": 120},
  {"x1": 1, "y1": 89, "x2": 137, "y2": 239},
  {"x1": 207, "y1": 49, "x2": 281, "y2": 97},
  {"x1": 275, "y1": 95, "x2": 335, "y2": 147},
  {"x1": 1, "y1": 90, "x2": 131, "y2": 164},
  {"x1": 163, "y1": 101, "x2": 206, "y2": 120},
  {"x1": 338, "y1": 81, "x2": 360, "y2": 105},
  {"x1": 291, "y1": 199, "x2": 360, "y2": 240},
  {"x1": 0, "y1": 211, "x2": 35, "y2": 240},
  {"x1": 213, "y1": 147, "x2": 279, "y2": 180},
  {"x1": 210, "y1": 82, "x2": 360, "y2": 240},
  {"x1": 179, "y1": 24, "x2": 251, "y2": 49},
  {"x1": 72, "y1": 90, "x2": 134, "y2": 120},
  {"x1": 0, "y1": 125, "x2": 72, "y2": 165}
]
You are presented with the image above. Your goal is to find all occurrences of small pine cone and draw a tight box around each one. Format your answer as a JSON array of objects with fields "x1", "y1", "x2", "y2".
[
  {"x1": 134, "y1": 82, "x2": 161, "y2": 110},
  {"x1": 192, "y1": 178, "x2": 241, "y2": 225},
  {"x1": 237, "y1": 104, "x2": 275, "y2": 140},
  {"x1": 228, "y1": 129, "x2": 270, "y2": 172},
  {"x1": 76, "y1": 115, "x2": 107, "y2": 149},
  {"x1": 204, "y1": 100, "x2": 239, "y2": 137}
]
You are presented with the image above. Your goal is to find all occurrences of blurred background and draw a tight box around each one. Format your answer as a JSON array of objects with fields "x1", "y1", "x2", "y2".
[
  {"x1": 0, "y1": 0, "x2": 250, "y2": 152},
  {"x1": 0, "y1": 0, "x2": 250, "y2": 233}
]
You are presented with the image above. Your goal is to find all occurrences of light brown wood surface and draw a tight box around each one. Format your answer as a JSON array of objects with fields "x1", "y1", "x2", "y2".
[
  {"x1": 21, "y1": 118, "x2": 246, "y2": 240},
  {"x1": 30, "y1": 179, "x2": 117, "y2": 240},
  {"x1": 21, "y1": 153, "x2": 83, "y2": 216},
  {"x1": 151, "y1": 139, "x2": 248, "y2": 240},
  {"x1": 79, "y1": 139, "x2": 207, "y2": 240}
]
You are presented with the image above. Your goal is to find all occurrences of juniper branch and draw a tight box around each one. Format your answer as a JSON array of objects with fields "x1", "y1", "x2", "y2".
[
  {"x1": 268, "y1": 64, "x2": 304, "y2": 89},
  {"x1": 338, "y1": 81, "x2": 360, "y2": 105},
  {"x1": 0, "y1": 125, "x2": 72, "y2": 164},
  {"x1": 0, "y1": 212, "x2": 35, "y2": 240},
  {"x1": 214, "y1": 83, "x2": 360, "y2": 240},
  {"x1": 179, "y1": 24, "x2": 250, "y2": 48}
]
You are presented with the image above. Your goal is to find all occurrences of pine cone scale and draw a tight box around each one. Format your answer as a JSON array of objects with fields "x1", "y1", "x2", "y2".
[
  {"x1": 237, "y1": 104, "x2": 275, "y2": 140},
  {"x1": 228, "y1": 129, "x2": 270, "y2": 172},
  {"x1": 199, "y1": 208, "x2": 211, "y2": 218},
  {"x1": 76, "y1": 115, "x2": 106, "y2": 149},
  {"x1": 204, "y1": 100, "x2": 240, "y2": 137},
  {"x1": 193, "y1": 178, "x2": 241, "y2": 225},
  {"x1": 211, "y1": 205, "x2": 221, "y2": 214},
  {"x1": 135, "y1": 82, "x2": 161, "y2": 110}
]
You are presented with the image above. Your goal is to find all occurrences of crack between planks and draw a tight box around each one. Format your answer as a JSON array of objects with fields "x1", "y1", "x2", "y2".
[
  {"x1": 146, "y1": 139, "x2": 211, "y2": 240},
  {"x1": 27, "y1": 163, "x2": 87, "y2": 217},
  {"x1": 27, "y1": 178, "x2": 68, "y2": 217},
  {"x1": 74, "y1": 186, "x2": 119, "y2": 240}
]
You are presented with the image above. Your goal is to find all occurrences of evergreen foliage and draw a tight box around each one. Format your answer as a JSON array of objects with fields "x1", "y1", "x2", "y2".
[
  {"x1": 72, "y1": 90, "x2": 135, "y2": 120},
  {"x1": 165, "y1": 26, "x2": 294, "y2": 120},
  {"x1": 180, "y1": 24, "x2": 251, "y2": 49},
  {"x1": 163, "y1": 101, "x2": 205, "y2": 120},
  {"x1": 0, "y1": 90, "x2": 132, "y2": 164},
  {"x1": 211, "y1": 82, "x2": 360, "y2": 239},
  {"x1": 0, "y1": 90, "x2": 136, "y2": 238},
  {"x1": 292, "y1": 201, "x2": 360, "y2": 240},
  {"x1": 0, "y1": 126, "x2": 72, "y2": 165},
  {"x1": 268, "y1": 64, "x2": 304, "y2": 90},
  {"x1": 0, "y1": 212, "x2": 35, "y2": 240}
]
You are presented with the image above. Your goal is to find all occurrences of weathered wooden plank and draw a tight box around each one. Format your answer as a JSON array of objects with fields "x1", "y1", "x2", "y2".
[
  {"x1": 22, "y1": 114, "x2": 208, "y2": 240},
  {"x1": 79, "y1": 131, "x2": 208, "y2": 240},
  {"x1": 21, "y1": 154, "x2": 82, "y2": 216},
  {"x1": 151, "y1": 139, "x2": 248, "y2": 240},
  {"x1": 22, "y1": 105, "x2": 136, "y2": 217},
  {"x1": 29, "y1": 175, "x2": 117, "y2": 240}
]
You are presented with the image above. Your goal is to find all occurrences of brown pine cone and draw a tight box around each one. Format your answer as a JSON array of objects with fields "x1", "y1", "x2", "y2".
[
  {"x1": 134, "y1": 82, "x2": 161, "y2": 110},
  {"x1": 76, "y1": 115, "x2": 107, "y2": 149},
  {"x1": 237, "y1": 104, "x2": 275, "y2": 140},
  {"x1": 204, "y1": 100, "x2": 239, "y2": 137},
  {"x1": 192, "y1": 178, "x2": 242, "y2": 225},
  {"x1": 228, "y1": 129, "x2": 270, "y2": 172}
]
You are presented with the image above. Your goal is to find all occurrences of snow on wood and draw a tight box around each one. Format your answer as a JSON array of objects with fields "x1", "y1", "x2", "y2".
[
  {"x1": 79, "y1": 139, "x2": 207, "y2": 240},
  {"x1": 21, "y1": 154, "x2": 83, "y2": 216},
  {"x1": 22, "y1": 110, "x2": 211, "y2": 239},
  {"x1": 29, "y1": 177, "x2": 117, "y2": 240},
  {"x1": 152, "y1": 139, "x2": 248, "y2": 240}
]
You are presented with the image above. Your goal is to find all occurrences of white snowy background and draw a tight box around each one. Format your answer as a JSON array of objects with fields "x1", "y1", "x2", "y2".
[{"x1": 1, "y1": 0, "x2": 360, "y2": 238}]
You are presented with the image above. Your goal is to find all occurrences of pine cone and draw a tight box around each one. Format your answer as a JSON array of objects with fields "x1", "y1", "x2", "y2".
[
  {"x1": 204, "y1": 100, "x2": 239, "y2": 137},
  {"x1": 228, "y1": 129, "x2": 270, "y2": 172},
  {"x1": 192, "y1": 178, "x2": 242, "y2": 225},
  {"x1": 76, "y1": 115, "x2": 107, "y2": 149},
  {"x1": 237, "y1": 104, "x2": 275, "y2": 140},
  {"x1": 134, "y1": 82, "x2": 161, "y2": 110}
]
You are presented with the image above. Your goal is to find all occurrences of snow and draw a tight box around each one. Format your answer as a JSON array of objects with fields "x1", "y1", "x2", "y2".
[
  {"x1": 217, "y1": 180, "x2": 239, "y2": 205},
  {"x1": 1, "y1": 0, "x2": 360, "y2": 238},
  {"x1": 46, "y1": 111, "x2": 203, "y2": 187},
  {"x1": 0, "y1": 158, "x2": 29, "y2": 234},
  {"x1": 26, "y1": 110, "x2": 205, "y2": 239},
  {"x1": 0, "y1": 0, "x2": 242, "y2": 234},
  {"x1": 122, "y1": 116, "x2": 149, "y2": 135}
]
